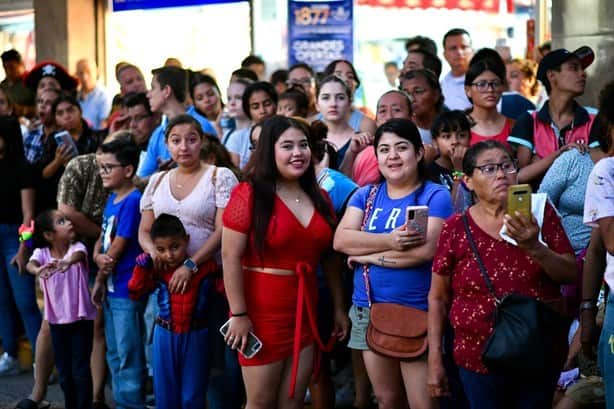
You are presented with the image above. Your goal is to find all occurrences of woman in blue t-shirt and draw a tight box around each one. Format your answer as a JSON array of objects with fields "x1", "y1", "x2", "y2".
[{"x1": 334, "y1": 118, "x2": 452, "y2": 409}]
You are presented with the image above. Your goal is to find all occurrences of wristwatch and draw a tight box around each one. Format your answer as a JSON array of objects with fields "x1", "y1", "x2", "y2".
[{"x1": 183, "y1": 258, "x2": 198, "y2": 274}]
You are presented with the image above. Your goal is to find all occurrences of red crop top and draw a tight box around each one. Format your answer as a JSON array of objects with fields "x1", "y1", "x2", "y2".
[{"x1": 222, "y1": 182, "x2": 334, "y2": 271}]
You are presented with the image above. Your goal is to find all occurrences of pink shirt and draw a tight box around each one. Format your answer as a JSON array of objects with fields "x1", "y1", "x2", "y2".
[
  {"x1": 31, "y1": 242, "x2": 97, "y2": 324},
  {"x1": 352, "y1": 148, "x2": 380, "y2": 187}
]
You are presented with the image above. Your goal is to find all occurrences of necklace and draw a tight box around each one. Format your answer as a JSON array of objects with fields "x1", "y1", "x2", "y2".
[{"x1": 277, "y1": 185, "x2": 302, "y2": 203}]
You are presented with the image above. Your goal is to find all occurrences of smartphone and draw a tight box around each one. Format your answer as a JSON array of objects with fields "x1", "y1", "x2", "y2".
[
  {"x1": 54, "y1": 130, "x2": 78, "y2": 157},
  {"x1": 220, "y1": 318, "x2": 263, "y2": 359},
  {"x1": 507, "y1": 184, "x2": 532, "y2": 218},
  {"x1": 405, "y1": 205, "x2": 429, "y2": 236}
]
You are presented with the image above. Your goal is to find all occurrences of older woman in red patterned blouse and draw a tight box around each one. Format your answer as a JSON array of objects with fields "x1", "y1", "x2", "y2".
[{"x1": 427, "y1": 140, "x2": 576, "y2": 408}]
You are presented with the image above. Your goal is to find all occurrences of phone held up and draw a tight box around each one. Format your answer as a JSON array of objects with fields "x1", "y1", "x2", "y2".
[
  {"x1": 405, "y1": 205, "x2": 429, "y2": 237},
  {"x1": 219, "y1": 318, "x2": 263, "y2": 359},
  {"x1": 507, "y1": 184, "x2": 532, "y2": 219}
]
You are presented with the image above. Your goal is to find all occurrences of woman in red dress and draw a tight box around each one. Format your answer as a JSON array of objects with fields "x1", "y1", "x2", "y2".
[{"x1": 221, "y1": 115, "x2": 349, "y2": 408}]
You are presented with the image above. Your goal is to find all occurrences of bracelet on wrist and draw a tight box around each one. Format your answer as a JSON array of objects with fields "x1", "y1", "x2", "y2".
[
  {"x1": 231, "y1": 311, "x2": 248, "y2": 317},
  {"x1": 452, "y1": 171, "x2": 464, "y2": 181}
]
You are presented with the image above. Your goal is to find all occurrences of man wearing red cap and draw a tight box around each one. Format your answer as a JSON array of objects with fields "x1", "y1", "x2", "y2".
[{"x1": 508, "y1": 46, "x2": 600, "y2": 184}]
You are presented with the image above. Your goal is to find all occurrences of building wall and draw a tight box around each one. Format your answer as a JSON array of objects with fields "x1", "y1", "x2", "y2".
[{"x1": 552, "y1": 0, "x2": 614, "y2": 106}]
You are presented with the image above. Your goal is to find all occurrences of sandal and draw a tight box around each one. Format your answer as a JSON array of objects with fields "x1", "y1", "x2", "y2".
[{"x1": 15, "y1": 398, "x2": 50, "y2": 409}]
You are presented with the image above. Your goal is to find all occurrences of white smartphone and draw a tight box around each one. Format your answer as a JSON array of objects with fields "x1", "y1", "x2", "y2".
[
  {"x1": 54, "y1": 130, "x2": 78, "y2": 157},
  {"x1": 405, "y1": 205, "x2": 429, "y2": 237},
  {"x1": 219, "y1": 318, "x2": 263, "y2": 359}
]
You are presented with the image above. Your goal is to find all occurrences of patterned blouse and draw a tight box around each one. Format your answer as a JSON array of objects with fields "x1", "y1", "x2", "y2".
[
  {"x1": 140, "y1": 166, "x2": 238, "y2": 257},
  {"x1": 432, "y1": 204, "x2": 573, "y2": 373}
]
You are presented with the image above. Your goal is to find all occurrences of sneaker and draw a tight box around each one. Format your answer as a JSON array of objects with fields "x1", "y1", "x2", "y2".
[{"x1": 0, "y1": 352, "x2": 20, "y2": 376}]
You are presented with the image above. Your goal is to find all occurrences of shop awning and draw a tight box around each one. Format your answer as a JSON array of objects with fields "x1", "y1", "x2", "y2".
[{"x1": 355, "y1": 0, "x2": 501, "y2": 13}]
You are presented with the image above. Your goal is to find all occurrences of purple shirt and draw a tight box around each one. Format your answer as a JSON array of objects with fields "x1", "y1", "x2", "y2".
[{"x1": 31, "y1": 242, "x2": 97, "y2": 324}]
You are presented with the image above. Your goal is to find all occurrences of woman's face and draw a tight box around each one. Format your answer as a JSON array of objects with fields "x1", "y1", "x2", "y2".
[
  {"x1": 227, "y1": 82, "x2": 247, "y2": 119},
  {"x1": 333, "y1": 61, "x2": 357, "y2": 95},
  {"x1": 376, "y1": 92, "x2": 411, "y2": 126},
  {"x1": 0, "y1": 90, "x2": 12, "y2": 116},
  {"x1": 248, "y1": 90, "x2": 276, "y2": 123},
  {"x1": 274, "y1": 126, "x2": 311, "y2": 181},
  {"x1": 166, "y1": 123, "x2": 203, "y2": 168},
  {"x1": 316, "y1": 81, "x2": 351, "y2": 122},
  {"x1": 376, "y1": 131, "x2": 423, "y2": 184},
  {"x1": 401, "y1": 76, "x2": 439, "y2": 118},
  {"x1": 465, "y1": 70, "x2": 504, "y2": 109},
  {"x1": 193, "y1": 82, "x2": 221, "y2": 117},
  {"x1": 465, "y1": 148, "x2": 518, "y2": 205},
  {"x1": 55, "y1": 101, "x2": 81, "y2": 132},
  {"x1": 506, "y1": 63, "x2": 523, "y2": 94}
]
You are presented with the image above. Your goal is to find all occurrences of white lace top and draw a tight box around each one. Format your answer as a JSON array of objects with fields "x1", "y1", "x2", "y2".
[{"x1": 141, "y1": 166, "x2": 239, "y2": 256}]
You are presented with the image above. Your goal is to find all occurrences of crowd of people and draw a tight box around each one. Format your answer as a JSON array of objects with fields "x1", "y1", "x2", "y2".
[{"x1": 0, "y1": 26, "x2": 612, "y2": 409}]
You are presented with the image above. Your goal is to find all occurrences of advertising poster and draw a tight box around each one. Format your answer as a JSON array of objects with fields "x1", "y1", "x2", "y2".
[{"x1": 288, "y1": 0, "x2": 353, "y2": 72}]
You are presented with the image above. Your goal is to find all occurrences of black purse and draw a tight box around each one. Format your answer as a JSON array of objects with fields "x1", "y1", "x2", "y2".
[{"x1": 462, "y1": 213, "x2": 570, "y2": 376}]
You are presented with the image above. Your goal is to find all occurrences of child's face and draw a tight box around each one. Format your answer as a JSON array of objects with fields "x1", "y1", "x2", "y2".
[
  {"x1": 433, "y1": 129, "x2": 470, "y2": 159},
  {"x1": 49, "y1": 211, "x2": 76, "y2": 243},
  {"x1": 277, "y1": 98, "x2": 299, "y2": 117},
  {"x1": 96, "y1": 152, "x2": 132, "y2": 190},
  {"x1": 153, "y1": 235, "x2": 189, "y2": 269}
]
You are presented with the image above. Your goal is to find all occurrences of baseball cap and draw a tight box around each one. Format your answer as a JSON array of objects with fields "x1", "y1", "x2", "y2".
[{"x1": 537, "y1": 46, "x2": 594, "y2": 86}]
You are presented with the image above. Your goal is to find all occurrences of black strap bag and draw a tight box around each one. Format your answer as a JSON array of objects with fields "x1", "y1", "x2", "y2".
[{"x1": 462, "y1": 213, "x2": 570, "y2": 376}]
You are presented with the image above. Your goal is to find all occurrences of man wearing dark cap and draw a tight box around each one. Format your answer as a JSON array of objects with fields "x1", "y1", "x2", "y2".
[
  {"x1": 508, "y1": 46, "x2": 599, "y2": 184},
  {"x1": 0, "y1": 49, "x2": 35, "y2": 116}
]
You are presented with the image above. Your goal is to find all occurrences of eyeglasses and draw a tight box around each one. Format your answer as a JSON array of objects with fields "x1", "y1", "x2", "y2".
[
  {"x1": 287, "y1": 78, "x2": 314, "y2": 87},
  {"x1": 470, "y1": 80, "x2": 503, "y2": 92},
  {"x1": 97, "y1": 163, "x2": 124, "y2": 175},
  {"x1": 402, "y1": 87, "x2": 427, "y2": 99},
  {"x1": 473, "y1": 160, "x2": 518, "y2": 176}
]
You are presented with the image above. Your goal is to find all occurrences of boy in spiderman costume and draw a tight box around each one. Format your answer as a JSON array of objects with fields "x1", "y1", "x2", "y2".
[{"x1": 128, "y1": 214, "x2": 217, "y2": 409}]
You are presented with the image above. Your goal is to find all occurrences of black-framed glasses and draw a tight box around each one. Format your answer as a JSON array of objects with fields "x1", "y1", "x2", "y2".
[
  {"x1": 97, "y1": 163, "x2": 125, "y2": 175},
  {"x1": 473, "y1": 160, "x2": 518, "y2": 176},
  {"x1": 470, "y1": 80, "x2": 503, "y2": 92}
]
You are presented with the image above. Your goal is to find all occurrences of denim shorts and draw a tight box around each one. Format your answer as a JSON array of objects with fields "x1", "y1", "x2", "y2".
[{"x1": 348, "y1": 304, "x2": 370, "y2": 350}]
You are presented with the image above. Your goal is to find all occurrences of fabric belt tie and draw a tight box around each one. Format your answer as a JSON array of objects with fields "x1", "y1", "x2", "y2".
[{"x1": 288, "y1": 262, "x2": 336, "y2": 399}]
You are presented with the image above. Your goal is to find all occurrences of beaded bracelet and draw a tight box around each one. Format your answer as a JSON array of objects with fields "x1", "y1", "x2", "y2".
[{"x1": 452, "y1": 171, "x2": 464, "y2": 181}]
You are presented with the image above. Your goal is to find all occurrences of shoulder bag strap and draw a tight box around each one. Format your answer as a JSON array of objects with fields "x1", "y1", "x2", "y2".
[
  {"x1": 361, "y1": 184, "x2": 380, "y2": 307},
  {"x1": 461, "y1": 212, "x2": 500, "y2": 303}
]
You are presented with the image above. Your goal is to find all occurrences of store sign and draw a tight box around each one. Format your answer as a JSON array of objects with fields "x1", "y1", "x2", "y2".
[
  {"x1": 288, "y1": 0, "x2": 353, "y2": 72},
  {"x1": 356, "y1": 0, "x2": 500, "y2": 13},
  {"x1": 112, "y1": 0, "x2": 244, "y2": 11}
]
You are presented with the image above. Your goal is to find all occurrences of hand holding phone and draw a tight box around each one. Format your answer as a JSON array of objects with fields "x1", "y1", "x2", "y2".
[
  {"x1": 405, "y1": 206, "x2": 429, "y2": 237},
  {"x1": 220, "y1": 318, "x2": 263, "y2": 359},
  {"x1": 54, "y1": 130, "x2": 78, "y2": 159},
  {"x1": 507, "y1": 184, "x2": 532, "y2": 219}
]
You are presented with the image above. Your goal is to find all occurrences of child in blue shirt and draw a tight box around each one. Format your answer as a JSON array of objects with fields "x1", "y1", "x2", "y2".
[{"x1": 91, "y1": 139, "x2": 146, "y2": 408}]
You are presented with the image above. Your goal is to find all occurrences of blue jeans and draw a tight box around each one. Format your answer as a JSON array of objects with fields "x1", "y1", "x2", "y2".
[
  {"x1": 50, "y1": 320, "x2": 93, "y2": 409},
  {"x1": 599, "y1": 294, "x2": 614, "y2": 408},
  {"x1": 0, "y1": 223, "x2": 42, "y2": 356},
  {"x1": 458, "y1": 367, "x2": 558, "y2": 409},
  {"x1": 207, "y1": 346, "x2": 244, "y2": 409},
  {"x1": 103, "y1": 296, "x2": 147, "y2": 409}
]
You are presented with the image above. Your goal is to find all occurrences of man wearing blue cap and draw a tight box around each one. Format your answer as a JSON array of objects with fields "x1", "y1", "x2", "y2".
[{"x1": 508, "y1": 46, "x2": 600, "y2": 184}]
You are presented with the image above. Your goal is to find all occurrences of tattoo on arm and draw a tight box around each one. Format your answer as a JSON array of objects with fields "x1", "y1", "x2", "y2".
[{"x1": 378, "y1": 256, "x2": 396, "y2": 266}]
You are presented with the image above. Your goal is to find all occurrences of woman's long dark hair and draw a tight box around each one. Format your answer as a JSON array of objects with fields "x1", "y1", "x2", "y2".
[{"x1": 243, "y1": 115, "x2": 335, "y2": 255}]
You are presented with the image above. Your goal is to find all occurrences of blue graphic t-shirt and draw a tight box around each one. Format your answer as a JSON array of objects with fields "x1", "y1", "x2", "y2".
[
  {"x1": 348, "y1": 181, "x2": 453, "y2": 310},
  {"x1": 101, "y1": 189, "x2": 143, "y2": 298}
]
